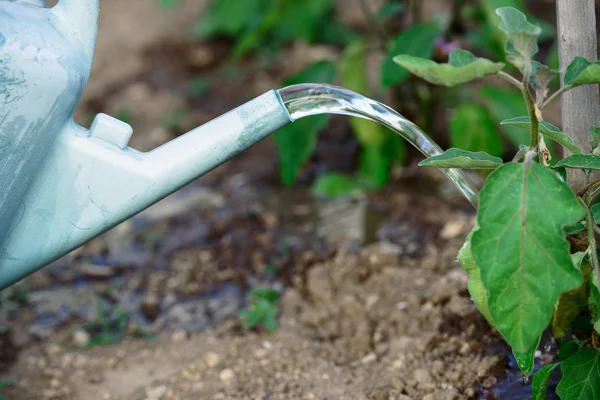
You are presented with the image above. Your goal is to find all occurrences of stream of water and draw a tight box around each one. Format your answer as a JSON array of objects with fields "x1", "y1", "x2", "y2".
[{"x1": 277, "y1": 84, "x2": 480, "y2": 208}]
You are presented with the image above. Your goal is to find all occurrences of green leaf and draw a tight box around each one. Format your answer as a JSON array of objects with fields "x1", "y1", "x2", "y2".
[
  {"x1": 514, "y1": 335, "x2": 540, "y2": 377},
  {"x1": 500, "y1": 117, "x2": 583, "y2": 155},
  {"x1": 557, "y1": 348, "x2": 600, "y2": 399},
  {"x1": 555, "y1": 155, "x2": 600, "y2": 170},
  {"x1": 472, "y1": 162, "x2": 586, "y2": 352},
  {"x1": 564, "y1": 57, "x2": 600, "y2": 88},
  {"x1": 343, "y1": 40, "x2": 388, "y2": 147},
  {"x1": 458, "y1": 227, "x2": 495, "y2": 327},
  {"x1": 312, "y1": 173, "x2": 364, "y2": 199},
  {"x1": 589, "y1": 124, "x2": 600, "y2": 153},
  {"x1": 478, "y1": 0, "x2": 553, "y2": 62},
  {"x1": 551, "y1": 262, "x2": 592, "y2": 338},
  {"x1": 418, "y1": 148, "x2": 504, "y2": 169},
  {"x1": 532, "y1": 363, "x2": 560, "y2": 400},
  {"x1": 565, "y1": 224, "x2": 586, "y2": 235},
  {"x1": 392, "y1": 50, "x2": 505, "y2": 87},
  {"x1": 381, "y1": 24, "x2": 440, "y2": 88},
  {"x1": 591, "y1": 203, "x2": 600, "y2": 224},
  {"x1": 560, "y1": 340, "x2": 580, "y2": 362},
  {"x1": 529, "y1": 61, "x2": 559, "y2": 103},
  {"x1": 273, "y1": 61, "x2": 336, "y2": 186},
  {"x1": 496, "y1": 7, "x2": 542, "y2": 68},
  {"x1": 589, "y1": 278, "x2": 600, "y2": 325},
  {"x1": 450, "y1": 104, "x2": 505, "y2": 157},
  {"x1": 358, "y1": 144, "x2": 397, "y2": 188},
  {"x1": 480, "y1": 86, "x2": 529, "y2": 147}
]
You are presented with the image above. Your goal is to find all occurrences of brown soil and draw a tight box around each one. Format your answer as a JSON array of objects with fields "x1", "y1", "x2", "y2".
[{"x1": 3, "y1": 203, "x2": 511, "y2": 400}]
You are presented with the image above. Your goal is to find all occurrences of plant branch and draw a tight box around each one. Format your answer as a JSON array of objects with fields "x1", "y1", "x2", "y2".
[
  {"x1": 522, "y1": 76, "x2": 539, "y2": 149},
  {"x1": 582, "y1": 198, "x2": 600, "y2": 279},
  {"x1": 578, "y1": 179, "x2": 600, "y2": 198},
  {"x1": 541, "y1": 85, "x2": 572, "y2": 110},
  {"x1": 497, "y1": 71, "x2": 524, "y2": 90}
]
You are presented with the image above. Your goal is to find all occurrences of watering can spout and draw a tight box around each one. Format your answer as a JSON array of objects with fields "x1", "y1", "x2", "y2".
[{"x1": 0, "y1": 91, "x2": 293, "y2": 289}]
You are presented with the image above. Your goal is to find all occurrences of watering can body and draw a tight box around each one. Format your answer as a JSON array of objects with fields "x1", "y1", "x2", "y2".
[{"x1": 0, "y1": 0, "x2": 293, "y2": 289}]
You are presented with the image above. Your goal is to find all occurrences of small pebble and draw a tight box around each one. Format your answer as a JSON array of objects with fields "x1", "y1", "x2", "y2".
[
  {"x1": 203, "y1": 352, "x2": 220, "y2": 368},
  {"x1": 72, "y1": 330, "x2": 90, "y2": 348},
  {"x1": 219, "y1": 368, "x2": 235, "y2": 382}
]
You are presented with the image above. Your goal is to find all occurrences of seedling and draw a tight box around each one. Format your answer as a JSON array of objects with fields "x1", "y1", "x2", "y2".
[
  {"x1": 238, "y1": 288, "x2": 279, "y2": 333},
  {"x1": 396, "y1": 7, "x2": 600, "y2": 398},
  {"x1": 74, "y1": 298, "x2": 153, "y2": 348}
]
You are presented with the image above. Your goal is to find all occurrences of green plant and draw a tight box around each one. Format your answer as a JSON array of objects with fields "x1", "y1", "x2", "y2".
[
  {"x1": 238, "y1": 288, "x2": 279, "y2": 332},
  {"x1": 395, "y1": 7, "x2": 600, "y2": 398},
  {"x1": 0, "y1": 379, "x2": 11, "y2": 400},
  {"x1": 196, "y1": 0, "x2": 352, "y2": 58},
  {"x1": 75, "y1": 298, "x2": 153, "y2": 348}
]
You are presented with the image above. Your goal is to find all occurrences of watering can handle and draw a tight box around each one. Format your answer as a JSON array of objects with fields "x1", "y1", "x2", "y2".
[{"x1": 50, "y1": 0, "x2": 99, "y2": 63}]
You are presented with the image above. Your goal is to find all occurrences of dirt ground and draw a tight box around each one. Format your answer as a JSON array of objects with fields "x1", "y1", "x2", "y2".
[{"x1": 0, "y1": 1, "x2": 563, "y2": 399}]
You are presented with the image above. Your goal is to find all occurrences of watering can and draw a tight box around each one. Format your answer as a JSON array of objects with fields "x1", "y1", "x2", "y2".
[
  {"x1": 0, "y1": 0, "x2": 300, "y2": 289},
  {"x1": 0, "y1": 0, "x2": 479, "y2": 290}
]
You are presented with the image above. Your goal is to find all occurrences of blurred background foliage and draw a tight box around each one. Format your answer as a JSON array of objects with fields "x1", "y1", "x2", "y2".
[{"x1": 151, "y1": 0, "x2": 567, "y2": 196}]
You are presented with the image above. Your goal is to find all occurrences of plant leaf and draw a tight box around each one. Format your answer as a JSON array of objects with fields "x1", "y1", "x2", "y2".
[
  {"x1": 393, "y1": 50, "x2": 505, "y2": 87},
  {"x1": 312, "y1": 173, "x2": 364, "y2": 199},
  {"x1": 273, "y1": 61, "x2": 336, "y2": 186},
  {"x1": 418, "y1": 148, "x2": 504, "y2": 169},
  {"x1": 472, "y1": 161, "x2": 585, "y2": 352},
  {"x1": 514, "y1": 335, "x2": 540, "y2": 377},
  {"x1": 450, "y1": 104, "x2": 505, "y2": 157},
  {"x1": 496, "y1": 7, "x2": 542, "y2": 68},
  {"x1": 564, "y1": 57, "x2": 600, "y2": 88},
  {"x1": 381, "y1": 24, "x2": 440, "y2": 88},
  {"x1": 530, "y1": 61, "x2": 559, "y2": 104},
  {"x1": 343, "y1": 40, "x2": 388, "y2": 147},
  {"x1": 480, "y1": 86, "x2": 529, "y2": 147},
  {"x1": 560, "y1": 340, "x2": 580, "y2": 362},
  {"x1": 551, "y1": 261, "x2": 592, "y2": 338},
  {"x1": 532, "y1": 363, "x2": 560, "y2": 400},
  {"x1": 458, "y1": 227, "x2": 495, "y2": 327},
  {"x1": 500, "y1": 117, "x2": 583, "y2": 155},
  {"x1": 590, "y1": 124, "x2": 600, "y2": 154},
  {"x1": 557, "y1": 348, "x2": 600, "y2": 399},
  {"x1": 555, "y1": 155, "x2": 600, "y2": 170}
]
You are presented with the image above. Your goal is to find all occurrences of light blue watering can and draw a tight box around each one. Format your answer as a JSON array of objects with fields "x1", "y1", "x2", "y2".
[{"x1": 0, "y1": 0, "x2": 479, "y2": 290}]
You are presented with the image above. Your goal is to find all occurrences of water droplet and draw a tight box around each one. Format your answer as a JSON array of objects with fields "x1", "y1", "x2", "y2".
[
  {"x1": 455, "y1": 257, "x2": 460, "y2": 263},
  {"x1": 522, "y1": 374, "x2": 530, "y2": 384}
]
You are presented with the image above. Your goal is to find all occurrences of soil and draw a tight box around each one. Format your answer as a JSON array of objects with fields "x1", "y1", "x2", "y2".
[{"x1": 0, "y1": 1, "x2": 568, "y2": 399}]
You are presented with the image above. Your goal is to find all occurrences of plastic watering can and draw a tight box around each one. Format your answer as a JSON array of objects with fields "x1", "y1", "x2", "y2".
[
  {"x1": 0, "y1": 0, "x2": 480, "y2": 290},
  {"x1": 0, "y1": 0, "x2": 300, "y2": 289}
]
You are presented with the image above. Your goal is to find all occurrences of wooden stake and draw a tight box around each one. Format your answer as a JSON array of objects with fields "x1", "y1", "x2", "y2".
[{"x1": 556, "y1": 0, "x2": 600, "y2": 191}]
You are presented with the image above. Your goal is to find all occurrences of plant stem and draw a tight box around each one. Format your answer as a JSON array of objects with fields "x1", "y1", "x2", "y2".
[
  {"x1": 497, "y1": 71, "x2": 524, "y2": 90},
  {"x1": 578, "y1": 179, "x2": 600, "y2": 197},
  {"x1": 541, "y1": 85, "x2": 572, "y2": 110},
  {"x1": 582, "y1": 198, "x2": 600, "y2": 278},
  {"x1": 522, "y1": 80, "x2": 539, "y2": 149}
]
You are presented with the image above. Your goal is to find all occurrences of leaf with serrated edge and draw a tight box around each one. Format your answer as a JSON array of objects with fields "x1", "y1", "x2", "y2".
[
  {"x1": 496, "y1": 7, "x2": 541, "y2": 67},
  {"x1": 564, "y1": 56, "x2": 600, "y2": 88},
  {"x1": 472, "y1": 162, "x2": 585, "y2": 352},
  {"x1": 418, "y1": 148, "x2": 503, "y2": 169},
  {"x1": 458, "y1": 227, "x2": 495, "y2": 327},
  {"x1": 557, "y1": 348, "x2": 600, "y2": 399},
  {"x1": 393, "y1": 51, "x2": 505, "y2": 87},
  {"x1": 532, "y1": 363, "x2": 559, "y2": 400},
  {"x1": 500, "y1": 117, "x2": 582, "y2": 154},
  {"x1": 555, "y1": 155, "x2": 600, "y2": 170}
]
